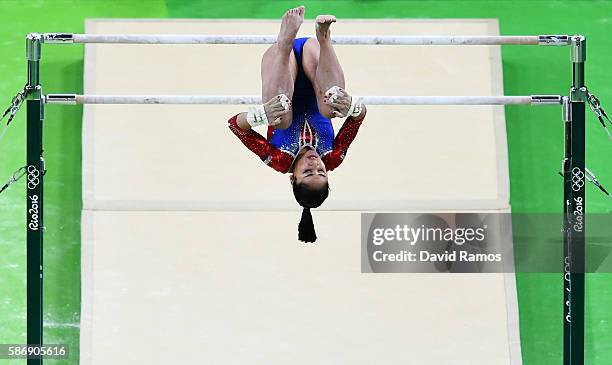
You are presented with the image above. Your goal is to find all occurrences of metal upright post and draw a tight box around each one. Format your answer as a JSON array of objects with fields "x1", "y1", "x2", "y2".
[
  {"x1": 563, "y1": 35, "x2": 586, "y2": 365},
  {"x1": 26, "y1": 32, "x2": 44, "y2": 365},
  {"x1": 562, "y1": 95, "x2": 572, "y2": 364}
]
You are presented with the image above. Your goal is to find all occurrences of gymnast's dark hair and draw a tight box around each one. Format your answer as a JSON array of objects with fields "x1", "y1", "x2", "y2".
[{"x1": 292, "y1": 180, "x2": 329, "y2": 243}]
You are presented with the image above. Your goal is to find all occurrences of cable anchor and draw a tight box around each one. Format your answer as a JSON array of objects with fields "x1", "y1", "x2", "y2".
[{"x1": 586, "y1": 90, "x2": 611, "y2": 140}]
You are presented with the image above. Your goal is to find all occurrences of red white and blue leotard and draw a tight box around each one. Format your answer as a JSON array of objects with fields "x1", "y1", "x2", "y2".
[{"x1": 228, "y1": 37, "x2": 365, "y2": 174}]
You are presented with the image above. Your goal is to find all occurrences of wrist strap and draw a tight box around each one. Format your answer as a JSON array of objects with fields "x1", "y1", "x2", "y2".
[
  {"x1": 347, "y1": 97, "x2": 364, "y2": 118},
  {"x1": 246, "y1": 94, "x2": 290, "y2": 127},
  {"x1": 246, "y1": 104, "x2": 268, "y2": 127}
]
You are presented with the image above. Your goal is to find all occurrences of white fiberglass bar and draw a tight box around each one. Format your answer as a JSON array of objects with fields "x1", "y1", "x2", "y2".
[
  {"x1": 44, "y1": 94, "x2": 563, "y2": 106},
  {"x1": 43, "y1": 33, "x2": 549, "y2": 46}
]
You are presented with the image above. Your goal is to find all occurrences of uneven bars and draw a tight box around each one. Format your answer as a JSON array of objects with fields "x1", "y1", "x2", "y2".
[
  {"x1": 41, "y1": 33, "x2": 575, "y2": 46},
  {"x1": 44, "y1": 94, "x2": 563, "y2": 105}
]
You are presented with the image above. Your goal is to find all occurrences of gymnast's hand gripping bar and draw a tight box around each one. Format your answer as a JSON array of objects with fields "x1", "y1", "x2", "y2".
[
  {"x1": 40, "y1": 33, "x2": 576, "y2": 46},
  {"x1": 43, "y1": 94, "x2": 563, "y2": 105}
]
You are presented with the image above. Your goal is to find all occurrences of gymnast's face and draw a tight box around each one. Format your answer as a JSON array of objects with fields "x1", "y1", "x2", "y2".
[{"x1": 290, "y1": 148, "x2": 328, "y2": 188}]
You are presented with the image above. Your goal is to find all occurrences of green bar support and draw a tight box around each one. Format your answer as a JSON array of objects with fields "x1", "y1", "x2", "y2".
[
  {"x1": 563, "y1": 35, "x2": 586, "y2": 365},
  {"x1": 26, "y1": 32, "x2": 44, "y2": 365}
]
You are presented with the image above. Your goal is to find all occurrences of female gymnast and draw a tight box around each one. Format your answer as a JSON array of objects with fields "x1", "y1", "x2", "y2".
[{"x1": 228, "y1": 6, "x2": 367, "y2": 243}]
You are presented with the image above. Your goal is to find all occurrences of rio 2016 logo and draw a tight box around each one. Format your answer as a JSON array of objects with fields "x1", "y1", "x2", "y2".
[
  {"x1": 27, "y1": 165, "x2": 40, "y2": 190},
  {"x1": 573, "y1": 196, "x2": 583, "y2": 233},
  {"x1": 27, "y1": 165, "x2": 40, "y2": 231},
  {"x1": 572, "y1": 167, "x2": 584, "y2": 192}
]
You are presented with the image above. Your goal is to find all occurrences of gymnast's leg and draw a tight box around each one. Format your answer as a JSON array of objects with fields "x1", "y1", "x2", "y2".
[
  {"x1": 301, "y1": 15, "x2": 346, "y2": 119},
  {"x1": 258, "y1": 5, "x2": 304, "y2": 130}
]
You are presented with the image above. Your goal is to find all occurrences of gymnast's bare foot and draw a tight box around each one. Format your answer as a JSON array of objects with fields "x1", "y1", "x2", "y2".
[
  {"x1": 277, "y1": 6, "x2": 305, "y2": 52},
  {"x1": 315, "y1": 14, "x2": 336, "y2": 43}
]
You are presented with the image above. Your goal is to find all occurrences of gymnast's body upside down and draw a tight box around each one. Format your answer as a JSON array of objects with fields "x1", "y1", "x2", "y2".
[{"x1": 228, "y1": 6, "x2": 367, "y2": 242}]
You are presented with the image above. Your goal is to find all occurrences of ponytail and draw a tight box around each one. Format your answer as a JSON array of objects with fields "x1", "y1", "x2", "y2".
[
  {"x1": 292, "y1": 181, "x2": 329, "y2": 243},
  {"x1": 298, "y1": 207, "x2": 317, "y2": 243}
]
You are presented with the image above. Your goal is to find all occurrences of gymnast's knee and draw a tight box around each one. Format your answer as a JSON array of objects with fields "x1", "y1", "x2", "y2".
[
  {"x1": 317, "y1": 102, "x2": 335, "y2": 119},
  {"x1": 274, "y1": 114, "x2": 293, "y2": 130}
]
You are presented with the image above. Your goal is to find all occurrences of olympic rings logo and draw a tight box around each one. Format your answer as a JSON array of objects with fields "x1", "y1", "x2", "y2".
[
  {"x1": 27, "y1": 165, "x2": 40, "y2": 190},
  {"x1": 571, "y1": 167, "x2": 584, "y2": 192}
]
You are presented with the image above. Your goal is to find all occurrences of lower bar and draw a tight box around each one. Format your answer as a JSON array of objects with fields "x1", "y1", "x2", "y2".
[
  {"x1": 44, "y1": 94, "x2": 562, "y2": 106},
  {"x1": 26, "y1": 100, "x2": 44, "y2": 365}
]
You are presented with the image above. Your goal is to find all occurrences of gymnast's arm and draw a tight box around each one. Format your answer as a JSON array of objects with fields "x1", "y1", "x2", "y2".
[
  {"x1": 227, "y1": 113, "x2": 292, "y2": 173},
  {"x1": 323, "y1": 105, "x2": 367, "y2": 171},
  {"x1": 234, "y1": 112, "x2": 256, "y2": 131}
]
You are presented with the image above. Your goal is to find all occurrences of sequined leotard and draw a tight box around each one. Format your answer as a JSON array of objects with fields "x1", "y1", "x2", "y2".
[{"x1": 228, "y1": 37, "x2": 365, "y2": 174}]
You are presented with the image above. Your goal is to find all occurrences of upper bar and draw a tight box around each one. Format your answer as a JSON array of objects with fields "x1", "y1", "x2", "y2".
[
  {"x1": 41, "y1": 33, "x2": 556, "y2": 45},
  {"x1": 44, "y1": 94, "x2": 562, "y2": 105}
]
